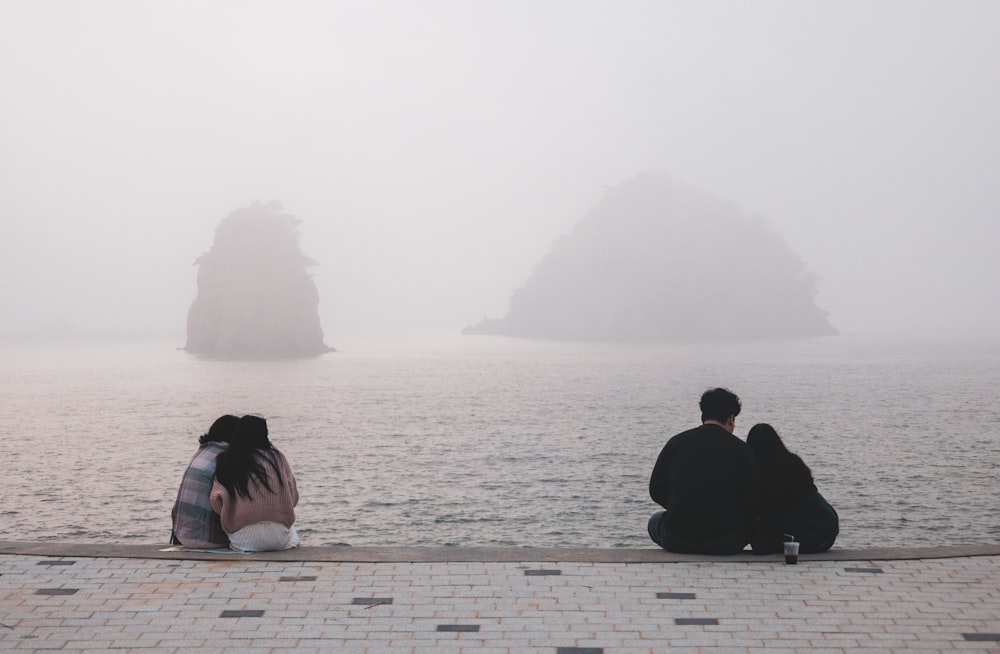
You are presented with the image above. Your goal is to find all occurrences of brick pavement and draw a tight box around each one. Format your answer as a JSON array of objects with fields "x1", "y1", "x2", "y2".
[{"x1": 2, "y1": 548, "x2": 999, "y2": 653}]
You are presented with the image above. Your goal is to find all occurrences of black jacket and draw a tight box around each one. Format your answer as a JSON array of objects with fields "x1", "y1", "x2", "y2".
[
  {"x1": 649, "y1": 424, "x2": 760, "y2": 542},
  {"x1": 752, "y1": 450, "x2": 839, "y2": 554}
]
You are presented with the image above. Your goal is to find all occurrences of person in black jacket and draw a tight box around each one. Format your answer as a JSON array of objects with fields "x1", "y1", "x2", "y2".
[
  {"x1": 747, "y1": 423, "x2": 839, "y2": 554},
  {"x1": 648, "y1": 388, "x2": 760, "y2": 554}
]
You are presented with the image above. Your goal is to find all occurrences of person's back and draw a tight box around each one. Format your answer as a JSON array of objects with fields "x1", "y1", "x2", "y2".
[
  {"x1": 211, "y1": 447, "x2": 298, "y2": 535},
  {"x1": 210, "y1": 415, "x2": 300, "y2": 552},
  {"x1": 170, "y1": 415, "x2": 238, "y2": 549},
  {"x1": 747, "y1": 423, "x2": 838, "y2": 554},
  {"x1": 647, "y1": 388, "x2": 759, "y2": 554}
]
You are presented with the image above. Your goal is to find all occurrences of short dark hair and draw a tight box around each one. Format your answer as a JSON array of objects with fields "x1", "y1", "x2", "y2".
[
  {"x1": 700, "y1": 388, "x2": 741, "y2": 423},
  {"x1": 198, "y1": 414, "x2": 239, "y2": 445}
]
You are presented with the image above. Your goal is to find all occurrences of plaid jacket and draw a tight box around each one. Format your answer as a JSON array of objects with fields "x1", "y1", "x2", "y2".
[{"x1": 171, "y1": 442, "x2": 230, "y2": 548}]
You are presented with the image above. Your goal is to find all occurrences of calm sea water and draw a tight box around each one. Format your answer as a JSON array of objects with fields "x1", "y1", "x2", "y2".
[{"x1": 1, "y1": 334, "x2": 998, "y2": 550}]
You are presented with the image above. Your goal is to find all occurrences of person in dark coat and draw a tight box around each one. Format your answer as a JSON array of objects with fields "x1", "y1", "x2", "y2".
[
  {"x1": 747, "y1": 423, "x2": 839, "y2": 554},
  {"x1": 648, "y1": 388, "x2": 760, "y2": 554}
]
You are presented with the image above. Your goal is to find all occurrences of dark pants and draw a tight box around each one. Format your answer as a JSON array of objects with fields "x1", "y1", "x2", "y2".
[{"x1": 647, "y1": 511, "x2": 750, "y2": 555}]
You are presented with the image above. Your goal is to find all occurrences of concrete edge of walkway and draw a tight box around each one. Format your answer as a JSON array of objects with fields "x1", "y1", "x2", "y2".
[{"x1": 2, "y1": 540, "x2": 998, "y2": 563}]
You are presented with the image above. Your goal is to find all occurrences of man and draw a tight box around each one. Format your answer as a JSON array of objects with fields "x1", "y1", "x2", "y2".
[
  {"x1": 170, "y1": 415, "x2": 238, "y2": 549},
  {"x1": 647, "y1": 388, "x2": 759, "y2": 554}
]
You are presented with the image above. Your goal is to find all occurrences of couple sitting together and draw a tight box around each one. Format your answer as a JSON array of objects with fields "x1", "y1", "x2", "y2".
[
  {"x1": 648, "y1": 387, "x2": 839, "y2": 555},
  {"x1": 170, "y1": 414, "x2": 300, "y2": 552}
]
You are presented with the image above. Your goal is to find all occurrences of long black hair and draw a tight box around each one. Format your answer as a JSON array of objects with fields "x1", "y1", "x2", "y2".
[
  {"x1": 198, "y1": 414, "x2": 239, "y2": 446},
  {"x1": 213, "y1": 415, "x2": 286, "y2": 499},
  {"x1": 747, "y1": 423, "x2": 814, "y2": 504}
]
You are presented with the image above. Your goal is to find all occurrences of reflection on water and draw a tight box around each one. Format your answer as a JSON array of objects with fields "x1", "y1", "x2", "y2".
[{"x1": 1, "y1": 335, "x2": 999, "y2": 548}]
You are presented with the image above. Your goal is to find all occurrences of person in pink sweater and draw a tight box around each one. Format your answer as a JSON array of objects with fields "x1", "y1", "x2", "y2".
[{"x1": 210, "y1": 415, "x2": 300, "y2": 551}]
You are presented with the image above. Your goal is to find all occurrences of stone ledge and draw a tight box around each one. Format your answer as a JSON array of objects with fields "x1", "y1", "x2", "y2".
[{"x1": 1, "y1": 540, "x2": 998, "y2": 563}]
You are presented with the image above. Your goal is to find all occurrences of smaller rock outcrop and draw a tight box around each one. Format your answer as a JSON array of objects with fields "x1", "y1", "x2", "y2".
[{"x1": 185, "y1": 202, "x2": 333, "y2": 359}]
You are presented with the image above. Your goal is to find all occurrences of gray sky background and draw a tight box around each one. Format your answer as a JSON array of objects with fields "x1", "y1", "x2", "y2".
[{"x1": 2, "y1": 1, "x2": 998, "y2": 344}]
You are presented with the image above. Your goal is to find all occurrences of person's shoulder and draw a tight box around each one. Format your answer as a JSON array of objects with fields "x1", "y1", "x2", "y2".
[
  {"x1": 189, "y1": 442, "x2": 223, "y2": 465},
  {"x1": 787, "y1": 451, "x2": 814, "y2": 482},
  {"x1": 698, "y1": 424, "x2": 746, "y2": 444},
  {"x1": 704, "y1": 427, "x2": 753, "y2": 453},
  {"x1": 677, "y1": 424, "x2": 711, "y2": 438},
  {"x1": 270, "y1": 447, "x2": 293, "y2": 467},
  {"x1": 664, "y1": 426, "x2": 702, "y2": 446},
  {"x1": 725, "y1": 437, "x2": 752, "y2": 454},
  {"x1": 725, "y1": 430, "x2": 752, "y2": 447}
]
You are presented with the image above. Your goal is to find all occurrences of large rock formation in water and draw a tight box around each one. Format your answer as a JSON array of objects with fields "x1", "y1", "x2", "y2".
[
  {"x1": 185, "y1": 202, "x2": 333, "y2": 359},
  {"x1": 464, "y1": 173, "x2": 836, "y2": 342}
]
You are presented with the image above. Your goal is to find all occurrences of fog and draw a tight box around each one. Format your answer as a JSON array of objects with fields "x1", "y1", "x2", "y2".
[{"x1": 2, "y1": 1, "x2": 998, "y2": 345}]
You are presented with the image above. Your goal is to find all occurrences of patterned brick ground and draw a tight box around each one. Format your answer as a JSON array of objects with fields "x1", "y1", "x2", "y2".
[{"x1": 1, "y1": 553, "x2": 999, "y2": 652}]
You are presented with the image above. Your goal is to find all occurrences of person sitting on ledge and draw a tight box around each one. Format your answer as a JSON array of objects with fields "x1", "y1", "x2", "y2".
[
  {"x1": 747, "y1": 423, "x2": 839, "y2": 554},
  {"x1": 170, "y1": 414, "x2": 238, "y2": 549},
  {"x1": 647, "y1": 387, "x2": 760, "y2": 554},
  {"x1": 210, "y1": 415, "x2": 300, "y2": 552}
]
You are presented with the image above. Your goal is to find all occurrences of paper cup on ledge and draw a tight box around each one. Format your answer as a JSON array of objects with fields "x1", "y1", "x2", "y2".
[{"x1": 783, "y1": 541, "x2": 800, "y2": 564}]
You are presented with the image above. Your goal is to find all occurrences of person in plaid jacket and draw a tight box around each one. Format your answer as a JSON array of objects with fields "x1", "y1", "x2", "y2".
[{"x1": 170, "y1": 415, "x2": 238, "y2": 548}]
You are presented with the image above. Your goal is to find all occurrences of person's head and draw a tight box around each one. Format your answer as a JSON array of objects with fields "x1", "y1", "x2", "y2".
[
  {"x1": 747, "y1": 423, "x2": 788, "y2": 459},
  {"x1": 699, "y1": 387, "x2": 741, "y2": 431},
  {"x1": 214, "y1": 415, "x2": 280, "y2": 499},
  {"x1": 747, "y1": 422, "x2": 813, "y2": 491},
  {"x1": 199, "y1": 414, "x2": 239, "y2": 446},
  {"x1": 233, "y1": 415, "x2": 271, "y2": 449}
]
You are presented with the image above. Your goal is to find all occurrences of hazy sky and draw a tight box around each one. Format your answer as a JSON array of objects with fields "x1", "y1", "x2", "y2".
[{"x1": 2, "y1": 1, "x2": 998, "y2": 343}]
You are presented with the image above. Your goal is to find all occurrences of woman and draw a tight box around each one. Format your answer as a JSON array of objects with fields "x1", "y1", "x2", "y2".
[
  {"x1": 747, "y1": 423, "x2": 839, "y2": 554},
  {"x1": 171, "y1": 414, "x2": 238, "y2": 549},
  {"x1": 210, "y1": 415, "x2": 300, "y2": 551}
]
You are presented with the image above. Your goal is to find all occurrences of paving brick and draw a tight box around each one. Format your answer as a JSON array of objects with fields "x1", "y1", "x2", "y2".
[{"x1": 3, "y1": 552, "x2": 1000, "y2": 653}]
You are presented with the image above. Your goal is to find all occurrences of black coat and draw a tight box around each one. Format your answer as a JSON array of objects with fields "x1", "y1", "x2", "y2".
[
  {"x1": 752, "y1": 449, "x2": 839, "y2": 554},
  {"x1": 649, "y1": 424, "x2": 760, "y2": 544}
]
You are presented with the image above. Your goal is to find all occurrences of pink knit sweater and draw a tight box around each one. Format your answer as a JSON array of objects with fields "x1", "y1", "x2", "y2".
[{"x1": 210, "y1": 450, "x2": 299, "y2": 533}]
